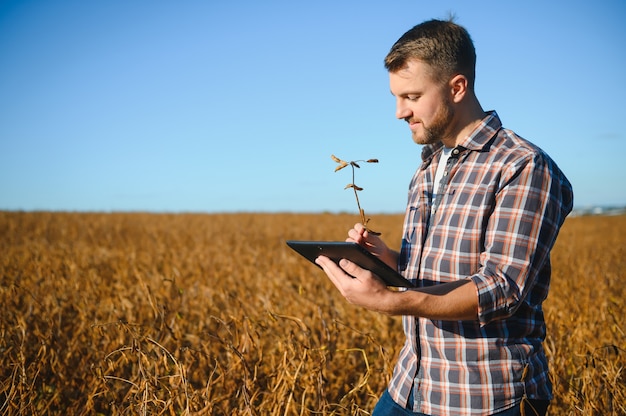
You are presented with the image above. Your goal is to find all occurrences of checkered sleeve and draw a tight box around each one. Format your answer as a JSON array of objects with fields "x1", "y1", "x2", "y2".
[{"x1": 471, "y1": 150, "x2": 573, "y2": 326}]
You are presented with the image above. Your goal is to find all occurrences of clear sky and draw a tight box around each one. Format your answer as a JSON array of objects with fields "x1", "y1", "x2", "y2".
[{"x1": 1, "y1": 0, "x2": 625, "y2": 214}]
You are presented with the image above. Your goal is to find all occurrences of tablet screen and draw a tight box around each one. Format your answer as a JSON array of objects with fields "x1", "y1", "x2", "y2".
[{"x1": 286, "y1": 240, "x2": 413, "y2": 288}]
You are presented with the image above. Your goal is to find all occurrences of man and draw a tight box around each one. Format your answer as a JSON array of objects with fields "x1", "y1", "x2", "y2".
[{"x1": 315, "y1": 19, "x2": 573, "y2": 416}]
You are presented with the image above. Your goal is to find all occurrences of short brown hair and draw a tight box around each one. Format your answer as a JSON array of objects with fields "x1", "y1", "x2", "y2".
[{"x1": 384, "y1": 19, "x2": 476, "y2": 88}]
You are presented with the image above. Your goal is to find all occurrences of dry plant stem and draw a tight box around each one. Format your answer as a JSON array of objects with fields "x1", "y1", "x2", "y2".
[
  {"x1": 349, "y1": 162, "x2": 367, "y2": 227},
  {"x1": 331, "y1": 155, "x2": 381, "y2": 235}
]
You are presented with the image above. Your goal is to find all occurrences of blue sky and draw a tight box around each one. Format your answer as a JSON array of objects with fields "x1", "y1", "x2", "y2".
[{"x1": 1, "y1": 0, "x2": 625, "y2": 213}]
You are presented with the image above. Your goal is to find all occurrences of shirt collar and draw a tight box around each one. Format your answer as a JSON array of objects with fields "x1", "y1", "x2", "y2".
[
  {"x1": 421, "y1": 111, "x2": 502, "y2": 162},
  {"x1": 459, "y1": 110, "x2": 502, "y2": 151}
]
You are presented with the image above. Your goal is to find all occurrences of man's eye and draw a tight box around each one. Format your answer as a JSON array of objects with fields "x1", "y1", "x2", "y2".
[{"x1": 407, "y1": 95, "x2": 419, "y2": 101}]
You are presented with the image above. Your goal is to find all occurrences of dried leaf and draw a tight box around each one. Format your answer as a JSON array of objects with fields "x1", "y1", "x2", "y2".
[
  {"x1": 345, "y1": 184, "x2": 363, "y2": 191},
  {"x1": 334, "y1": 162, "x2": 348, "y2": 172},
  {"x1": 350, "y1": 161, "x2": 361, "y2": 168},
  {"x1": 366, "y1": 159, "x2": 379, "y2": 163},
  {"x1": 331, "y1": 154, "x2": 344, "y2": 163}
]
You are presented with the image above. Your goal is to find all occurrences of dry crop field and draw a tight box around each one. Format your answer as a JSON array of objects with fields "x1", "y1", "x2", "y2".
[{"x1": 1, "y1": 211, "x2": 624, "y2": 415}]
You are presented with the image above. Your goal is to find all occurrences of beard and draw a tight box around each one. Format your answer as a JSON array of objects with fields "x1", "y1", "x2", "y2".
[{"x1": 408, "y1": 99, "x2": 455, "y2": 145}]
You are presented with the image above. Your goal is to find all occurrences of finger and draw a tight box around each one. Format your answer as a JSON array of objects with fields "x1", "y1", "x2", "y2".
[
  {"x1": 347, "y1": 225, "x2": 367, "y2": 244},
  {"x1": 346, "y1": 230, "x2": 361, "y2": 243},
  {"x1": 316, "y1": 256, "x2": 352, "y2": 295},
  {"x1": 315, "y1": 256, "x2": 343, "y2": 280},
  {"x1": 337, "y1": 258, "x2": 363, "y2": 279}
]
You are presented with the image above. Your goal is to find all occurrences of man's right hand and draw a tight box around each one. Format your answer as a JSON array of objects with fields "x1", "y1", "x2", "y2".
[{"x1": 346, "y1": 223, "x2": 399, "y2": 270}]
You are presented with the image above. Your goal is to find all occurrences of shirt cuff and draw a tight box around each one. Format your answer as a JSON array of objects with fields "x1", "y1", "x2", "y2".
[{"x1": 470, "y1": 273, "x2": 521, "y2": 326}]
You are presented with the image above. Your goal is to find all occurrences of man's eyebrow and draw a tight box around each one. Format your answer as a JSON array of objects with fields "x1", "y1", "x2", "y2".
[{"x1": 390, "y1": 90, "x2": 420, "y2": 97}]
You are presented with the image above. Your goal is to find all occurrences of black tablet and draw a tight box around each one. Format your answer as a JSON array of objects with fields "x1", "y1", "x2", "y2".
[{"x1": 286, "y1": 240, "x2": 413, "y2": 288}]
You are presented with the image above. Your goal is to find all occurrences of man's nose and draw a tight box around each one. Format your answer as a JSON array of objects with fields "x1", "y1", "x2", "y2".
[{"x1": 395, "y1": 99, "x2": 411, "y2": 120}]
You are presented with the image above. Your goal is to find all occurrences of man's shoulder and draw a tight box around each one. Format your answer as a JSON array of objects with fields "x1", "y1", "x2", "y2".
[
  {"x1": 462, "y1": 111, "x2": 543, "y2": 158},
  {"x1": 489, "y1": 127, "x2": 549, "y2": 163}
]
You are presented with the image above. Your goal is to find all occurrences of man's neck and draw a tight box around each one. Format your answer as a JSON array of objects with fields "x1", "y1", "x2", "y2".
[{"x1": 441, "y1": 97, "x2": 486, "y2": 148}]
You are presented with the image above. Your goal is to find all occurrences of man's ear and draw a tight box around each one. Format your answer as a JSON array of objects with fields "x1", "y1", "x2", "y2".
[{"x1": 449, "y1": 74, "x2": 469, "y2": 103}]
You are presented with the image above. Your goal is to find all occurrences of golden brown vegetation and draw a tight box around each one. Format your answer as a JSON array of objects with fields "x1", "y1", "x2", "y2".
[{"x1": 0, "y1": 212, "x2": 624, "y2": 415}]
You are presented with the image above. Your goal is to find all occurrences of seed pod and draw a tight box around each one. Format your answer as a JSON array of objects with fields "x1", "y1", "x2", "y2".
[{"x1": 344, "y1": 184, "x2": 363, "y2": 191}]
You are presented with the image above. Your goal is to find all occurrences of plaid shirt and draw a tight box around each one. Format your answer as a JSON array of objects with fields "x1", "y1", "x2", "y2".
[{"x1": 388, "y1": 112, "x2": 573, "y2": 415}]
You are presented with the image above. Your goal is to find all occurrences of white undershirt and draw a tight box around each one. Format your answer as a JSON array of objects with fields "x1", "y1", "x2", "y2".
[{"x1": 431, "y1": 147, "x2": 453, "y2": 214}]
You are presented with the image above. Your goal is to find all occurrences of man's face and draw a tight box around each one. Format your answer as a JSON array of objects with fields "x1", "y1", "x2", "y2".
[{"x1": 389, "y1": 59, "x2": 455, "y2": 146}]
